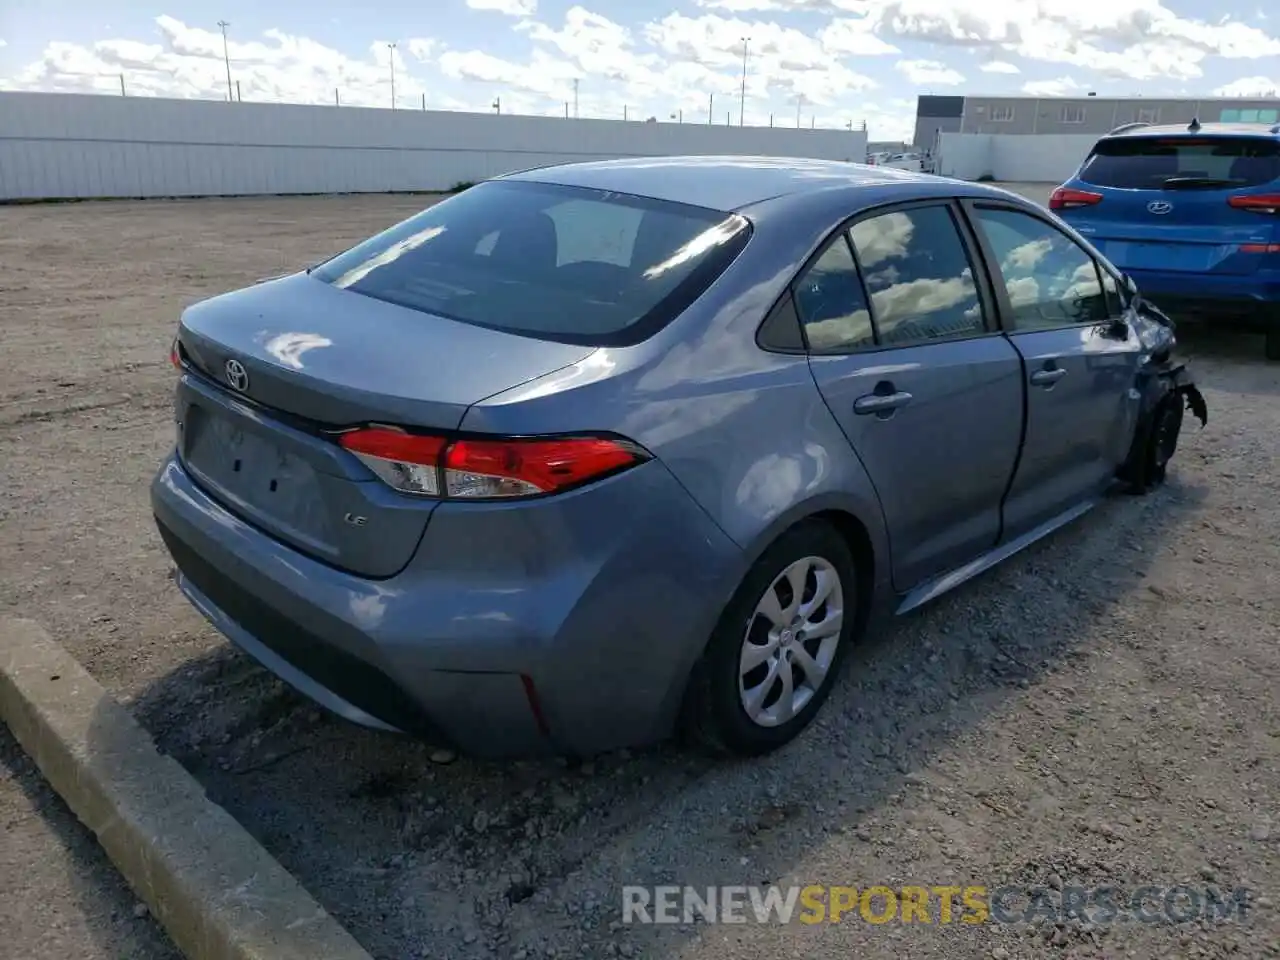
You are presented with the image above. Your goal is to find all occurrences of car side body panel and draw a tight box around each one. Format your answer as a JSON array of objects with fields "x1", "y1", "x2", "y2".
[{"x1": 461, "y1": 188, "x2": 901, "y2": 611}]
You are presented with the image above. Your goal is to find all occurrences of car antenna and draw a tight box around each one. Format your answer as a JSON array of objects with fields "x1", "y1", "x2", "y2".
[{"x1": 1188, "y1": 117, "x2": 1201, "y2": 132}]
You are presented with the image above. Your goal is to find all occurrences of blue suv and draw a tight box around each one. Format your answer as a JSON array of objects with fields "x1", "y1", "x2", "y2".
[{"x1": 1051, "y1": 120, "x2": 1280, "y2": 359}]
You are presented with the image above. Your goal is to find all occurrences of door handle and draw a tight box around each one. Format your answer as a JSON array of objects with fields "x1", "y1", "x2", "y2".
[
  {"x1": 1030, "y1": 367, "x2": 1067, "y2": 387},
  {"x1": 854, "y1": 390, "x2": 913, "y2": 415}
]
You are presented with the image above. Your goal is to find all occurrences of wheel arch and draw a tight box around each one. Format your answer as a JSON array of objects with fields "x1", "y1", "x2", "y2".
[
  {"x1": 737, "y1": 492, "x2": 890, "y2": 613},
  {"x1": 662, "y1": 492, "x2": 892, "y2": 742}
]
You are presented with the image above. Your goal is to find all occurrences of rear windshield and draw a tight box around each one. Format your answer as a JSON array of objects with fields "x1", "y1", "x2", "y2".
[
  {"x1": 1078, "y1": 136, "x2": 1280, "y2": 190},
  {"x1": 311, "y1": 180, "x2": 750, "y2": 346}
]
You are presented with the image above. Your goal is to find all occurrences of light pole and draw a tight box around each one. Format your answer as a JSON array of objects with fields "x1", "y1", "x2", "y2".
[
  {"x1": 217, "y1": 21, "x2": 233, "y2": 102},
  {"x1": 739, "y1": 37, "x2": 749, "y2": 127},
  {"x1": 387, "y1": 43, "x2": 397, "y2": 109}
]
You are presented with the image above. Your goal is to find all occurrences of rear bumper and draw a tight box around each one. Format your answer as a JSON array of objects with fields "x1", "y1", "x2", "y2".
[
  {"x1": 151, "y1": 454, "x2": 746, "y2": 758},
  {"x1": 1125, "y1": 269, "x2": 1280, "y2": 324}
]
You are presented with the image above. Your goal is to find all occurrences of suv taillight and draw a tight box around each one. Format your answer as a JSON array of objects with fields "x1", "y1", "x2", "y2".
[
  {"x1": 1049, "y1": 187, "x2": 1104, "y2": 211},
  {"x1": 1228, "y1": 194, "x2": 1280, "y2": 214},
  {"x1": 337, "y1": 426, "x2": 648, "y2": 500},
  {"x1": 169, "y1": 337, "x2": 182, "y2": 370}
]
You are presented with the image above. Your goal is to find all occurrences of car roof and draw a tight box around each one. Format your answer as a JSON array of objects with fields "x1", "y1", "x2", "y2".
[
  {"x1": 498, "y1": 155, "x2": 952, "y2": 212},
  {"x1": 1104, "y1": 121, "x2": 1280, "y2": 140}
]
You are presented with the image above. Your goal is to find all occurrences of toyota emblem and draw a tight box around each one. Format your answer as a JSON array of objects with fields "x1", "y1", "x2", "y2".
[
  {"x1": 224, "y1": 358, "x2": 249, "y2": 392},
  {"x1": 1147, "y1": 200, "x2": 1173, "y2": 215}
]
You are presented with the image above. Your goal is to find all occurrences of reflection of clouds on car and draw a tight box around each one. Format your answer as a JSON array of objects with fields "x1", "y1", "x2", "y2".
[
  {"x1": 1002, "y1": 237, "x2": 1052, "y2": 272},
  {"x1": 850, "y1": 212, "x2": 914, "y2": 268},
  {"x1": 869, "y1": 276, "x2": 978, "y2": 341},
  {"x1": 978, "y1": 209, "x2": 1108, "y2": 328},
  {"x1": 805, "y1": 307, "x2": 874, "y2": 352},
  {"x1": 850, "y1": 206, "x2": 987, "y2": 344}
]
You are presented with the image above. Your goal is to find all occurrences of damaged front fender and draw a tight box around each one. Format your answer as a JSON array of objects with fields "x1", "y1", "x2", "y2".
[
  {"x1": 1117, "y1": 354, "x2": 1207, "y2": 492},
  {"x1": 1169, "y1": 364, "x2": 1208, "y2": 428}
]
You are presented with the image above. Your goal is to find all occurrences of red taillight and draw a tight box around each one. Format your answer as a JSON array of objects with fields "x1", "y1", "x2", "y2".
[
  {"x1": 169, "y1": 338, "x2": 182, "y2": 370},
  {"x1": 337, "y1": 427, "x2": 645, "y2": 500},
  {"x1": 338, "y1": 426, "x2": 448, "y2": 496},
  {"x1": 1049, "y1": 187, "x2": 1104, "y2": 211},
  {"x1": 1228, "y1": 194, "x2": 1280, "y2": 214},
  {"x1": 1239, "y1": 243, "x2": 1280, "y2": 253}
]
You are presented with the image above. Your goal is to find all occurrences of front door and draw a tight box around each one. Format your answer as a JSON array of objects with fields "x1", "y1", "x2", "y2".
[
  {"x1": 799, "y1": 202, "x2": 1025, "y2": 592},
  {"x1": 964, "y1": 203, "x2": 1144, "y2": 540}
]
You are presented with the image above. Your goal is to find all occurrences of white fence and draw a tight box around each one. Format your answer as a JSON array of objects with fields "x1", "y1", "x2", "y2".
[
  {"x1": 0, "y1": 92, "x2": 868, "y2": 201},
  {"x1": 937, "y1": 133, "x2": 1098, "y2": 183}
]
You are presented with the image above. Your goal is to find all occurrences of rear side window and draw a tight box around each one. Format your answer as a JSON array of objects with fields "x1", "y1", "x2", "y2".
[
  {"x1": 1078, "y1": 136, "x2": 1280, "y2": 190},
  {"x1": 793, "y1": 238, "x2": 875, "y2": 353},
  {"x1": 311, "y1": 180, "x2": 750, "y2": 346}
]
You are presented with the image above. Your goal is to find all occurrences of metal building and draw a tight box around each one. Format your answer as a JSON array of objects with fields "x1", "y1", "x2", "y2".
[{"x1": 914, "y1": 94, "x2": 1280, "y2": 148}]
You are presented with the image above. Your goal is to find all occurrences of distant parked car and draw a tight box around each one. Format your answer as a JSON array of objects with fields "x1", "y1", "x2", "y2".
[
  {"x1": 881, "y1": 152, "x2": 926, "y2": 172},
  {"x1": 1050, "y1": 119, "x2": 1280, "y2": 359},
  {"x1": 153, "y1": 157, "x2": 1206, "y2": 760}
]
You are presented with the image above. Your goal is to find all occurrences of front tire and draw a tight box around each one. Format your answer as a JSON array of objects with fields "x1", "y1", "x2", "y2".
[
  {"x1": 683, "y1": 520, "x2": 857, "y2": 756},
  {"x1": 1124, "y1": 390, "x2": 1184, "y2": 494}
]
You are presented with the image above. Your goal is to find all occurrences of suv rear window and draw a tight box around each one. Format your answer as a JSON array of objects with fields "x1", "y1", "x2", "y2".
[
  {"x1": 1078, "y1": 136, "x2": 1280, "y2": 190},
  {"x1": 311, "y1": 180, "x2": 750, "y2": 346}
]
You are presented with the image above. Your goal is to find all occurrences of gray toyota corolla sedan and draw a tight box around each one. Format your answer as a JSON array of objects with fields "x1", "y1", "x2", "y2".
[{"x1": 152, "y1": 156, "x2": 1206, "y2": 759}]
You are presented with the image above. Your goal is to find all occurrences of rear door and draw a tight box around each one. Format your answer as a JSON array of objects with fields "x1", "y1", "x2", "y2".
[
  {"x1": 802, "y1": 201, "x2": 1025, "y2": 592},
  {"x1": 1064, "y1": 134, "x2": 1280, "y2": 275},
  {"x1": 963, "y1": 202, "x2": 1143, "y2": 541}
]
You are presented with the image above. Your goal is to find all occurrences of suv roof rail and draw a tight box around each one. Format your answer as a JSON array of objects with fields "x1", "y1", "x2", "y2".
[{"x1": 1107, "y1": 121, "x2": 1150, "y2": 135}]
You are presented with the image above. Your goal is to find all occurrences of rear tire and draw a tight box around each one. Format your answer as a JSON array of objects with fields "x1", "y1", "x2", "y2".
[
  {"x1": 683, "y1": 520, "x2": 857, "y2": 757},
  {"x1": 1265, "y1": 327, "x2": 1280, "y2": 362}
]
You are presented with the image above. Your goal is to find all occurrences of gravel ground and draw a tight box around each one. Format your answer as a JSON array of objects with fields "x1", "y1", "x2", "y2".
[{"x1": 1, "y1": 186, "x2": 1278, "y2": 960}]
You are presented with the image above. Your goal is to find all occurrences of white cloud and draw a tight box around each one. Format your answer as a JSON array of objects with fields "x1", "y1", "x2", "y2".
[
  {"x1": 467, "y1": 0, "x2": 538, "y2": 13},
  {"x1": 407, "y1": 39, "x2": 438, "y2": 62},
  {"x1": 1214, "y1": 76, "x2": 1280, "y2": 96},
  {"x1": 1022, "y1": 75, "x2": 1083, "y2": 96},
  {"x1": 896, "y1": 59, "x2": 965, "y2": 85},
  {"x1": 695, "y1": 0, "x2": 868, "y2": 10},
  {"x1": 642, "y1": 12, "x2": 877, "y2": 105},
  {"x1": 980, "y1": 60, "x2": 1020, "y2": 74},
  {"x1": 524, "y1": 6, "x2": 655, "y2": 80},
  {"x1": 1, "y1": 16, "x2": 439, "y2": 108},
  {"x1": 818, "y1": 20, "x2": 900, "y2": 56},
  {"x1": 839, "y1": 0, "x2": 1280, "y2": 82},
  {"x1": 438, "y1": 48, "x2": 580, "y2": 100}
]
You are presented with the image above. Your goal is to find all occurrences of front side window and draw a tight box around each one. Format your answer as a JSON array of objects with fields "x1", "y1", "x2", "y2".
[
  {"x1": 972, "y1": 207, "x2": 1108, "y2": 330},
  {"x1": 848, "y1": 205, "x2": 987, "y2": 346},
  {"x1": 311, "y1": 180, "x2": 750, "y2": 345}
]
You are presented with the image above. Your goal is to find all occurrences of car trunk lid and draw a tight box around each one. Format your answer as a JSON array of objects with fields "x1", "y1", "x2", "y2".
[{"x1": 174, "y1": 273, "x2": 594, "y2": 577}]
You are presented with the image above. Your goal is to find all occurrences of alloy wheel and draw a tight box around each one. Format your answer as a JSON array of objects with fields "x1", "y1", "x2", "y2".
[{"x1": 738, "y1": 555, "x2": 844, "y2": 728}]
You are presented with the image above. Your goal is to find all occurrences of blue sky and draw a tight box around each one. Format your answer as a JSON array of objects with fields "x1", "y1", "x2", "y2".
[{"x1": 1, "y1": 0, "x2": 1277, "y2": 142}]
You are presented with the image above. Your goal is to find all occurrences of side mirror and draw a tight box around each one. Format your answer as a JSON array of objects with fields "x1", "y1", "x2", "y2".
[{"x1": 1106, "y1": 317, "x2": 1130, "y2": 341}]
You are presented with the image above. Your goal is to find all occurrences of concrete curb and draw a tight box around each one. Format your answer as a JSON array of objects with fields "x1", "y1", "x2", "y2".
[{"x1": 0, "y1": 618, "x2": 374, "y2": 960}]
